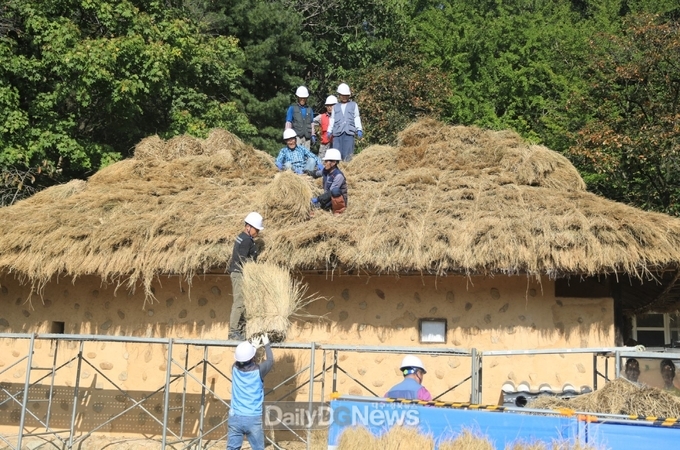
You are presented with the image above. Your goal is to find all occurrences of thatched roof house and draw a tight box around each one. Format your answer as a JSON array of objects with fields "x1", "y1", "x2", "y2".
[
  {"x1": 5, "y1": 118, "x2": 680, "y2": 410},
  {"x1": 2, "y1": 120, "x2": 680, "y2": 314}
]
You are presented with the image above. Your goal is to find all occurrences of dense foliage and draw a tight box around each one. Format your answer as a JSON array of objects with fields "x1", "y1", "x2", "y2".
[
  {"x1": 1, "y1": 0, "x2": 679, "y2": 214},
  {"x1": 1, "y1": 0, "x2": 253, "y2": 202},
  {"x1": 567, "y1": 13, "x2": 680, "y2": 214}
]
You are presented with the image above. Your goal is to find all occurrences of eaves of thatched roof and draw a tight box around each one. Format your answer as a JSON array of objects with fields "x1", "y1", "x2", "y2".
[{"x1": 2, "y1": 120, "x2": 680, "y2": 310}]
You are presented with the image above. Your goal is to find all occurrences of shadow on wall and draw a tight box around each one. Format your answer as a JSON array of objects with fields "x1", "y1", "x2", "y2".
[
  {"x1": 0, "y1": 273, "x2": 613, "y2": 346},
  {"x1": 289, "y1": 274, "x2": 614, "y2": 346},
  {"x1": 0, "y1": 274, "x2": 235, "y2": 339}
]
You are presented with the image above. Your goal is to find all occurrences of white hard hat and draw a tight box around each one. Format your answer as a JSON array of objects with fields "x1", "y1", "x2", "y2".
[
  {"x1": 399, "y1": 355, "x2": 426, "y2": 374},
  {"x1": 322, "y1": 148, "x2": 342, "y2": 161},
  {"x1": 244, "y1": 212, "x2": 264, "y2": 230},
  {"x1": 235, "y1": 342, "x2": 256, "y2": 362},
  {"x1": 283, "y1": 128, "x2": 297, "y2": 140},
  {"x1": 295, "y1": 86, "x2": 309, "y2": 98},
  {"x1": 325, "y1": 95, "x2": 338, "y2": 105},
  {"x1": 337, "y1": 83, "x2": 351, "y2": 96}
]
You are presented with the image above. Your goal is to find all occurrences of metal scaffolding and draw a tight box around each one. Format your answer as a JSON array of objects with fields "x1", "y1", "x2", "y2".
[
  {"x1": 0, "y1": 333, "x2": 475, "y2": 449},
  {"x1": 0, "y1": 333, "x2": 318, "y2": 450},
  {"x1": 2, "y1": 332, "x2": 670, "y2": 449}
]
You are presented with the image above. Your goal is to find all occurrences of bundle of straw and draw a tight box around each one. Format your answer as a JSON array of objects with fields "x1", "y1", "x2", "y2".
[
  {"x1": 529, "y1": 378, "x2": 680, "y2": 417},
  {"x1": 439, "y1": 430, "x2": 493, "y2": 450},
  {"x1": 241, "y1": 261, "x2": 319, "y2": 342}
]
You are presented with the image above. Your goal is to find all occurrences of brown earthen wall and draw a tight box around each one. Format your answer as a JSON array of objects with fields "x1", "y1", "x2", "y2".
[{"x1": 0, "y1": 273, "x2": 614, "y2": 439}]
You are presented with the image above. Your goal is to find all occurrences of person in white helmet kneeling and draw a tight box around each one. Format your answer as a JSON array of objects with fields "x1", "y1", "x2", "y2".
[
  {"x1": 311, "y1": 148, "x2": 347, "y2": 215},
  {"x1": 228, "y1": 335, "x2": 273, "y2": 450},
  {"x1": 276, "y1": 128, "x2": 322, "y2": 175},
  {"x1": 384, "y1": 355, "x2": 432, "y2": 401}
]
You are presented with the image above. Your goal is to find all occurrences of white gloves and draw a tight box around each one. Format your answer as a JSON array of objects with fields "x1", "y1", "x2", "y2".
[
  {"x1": 250, "y1": 336, "x2": 262, "y2": 349},
  {"x1": 634, "y1": 344, "x2": 646, "y2": 352},
  {"x1": 249, "y1": 334, "x2": 269, "y2": 349}
]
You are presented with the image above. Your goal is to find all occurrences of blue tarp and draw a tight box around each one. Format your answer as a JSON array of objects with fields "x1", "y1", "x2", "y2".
[
  {"x1": 327, "y1": 399, "x2": 680, "y2": 449},
  {"x1": 585, "y1": 421, "x2": 680, "y2": 449}
]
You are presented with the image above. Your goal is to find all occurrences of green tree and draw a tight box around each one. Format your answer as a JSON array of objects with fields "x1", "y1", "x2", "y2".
[
  {"x1": 350, "y1": 55, "x2": 452, "y2": 146},
  {"x1": 185, "y1": 0, "x2": 315, "y2": 154},
  {"x1": 0, "y1": 0, "x2": 253, "y2": 188},
  {"x1": 409, "y1": 0, "x2": 597, "y2": 151},
  {"x1": 567, "y1": 13, "x2": 680, "y2": 214}
]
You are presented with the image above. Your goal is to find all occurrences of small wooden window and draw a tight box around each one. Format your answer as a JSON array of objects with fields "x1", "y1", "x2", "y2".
[{"x1": 419, "y1": 318, "x2": 447, "y2": 343}]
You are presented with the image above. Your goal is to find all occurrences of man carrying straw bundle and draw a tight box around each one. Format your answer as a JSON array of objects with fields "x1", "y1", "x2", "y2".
[
  {"x1": 311, "y1": 148, "x2": 347, "y2": 215},
  {"x1": 229, "y1": 212, "x2": 264, "y2": 341},
  {"x1": 227, "y1": 335, "x2": 273, "y2": 450}
]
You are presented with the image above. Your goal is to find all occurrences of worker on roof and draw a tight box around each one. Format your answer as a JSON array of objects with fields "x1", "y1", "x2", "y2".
[
  {"x1": 326, "y1": 83, "x2": 363, "y2": 162},
  {"x1": 312, "y1": 95, "x2": 337, "y2": 159},
  {"x1": 228, "y1": 212, "x2": 264, "y2": 341},
  {"x1": 311, "y1": 148, "x2": 347, "y2": 215},
  {"x1": 227, "y1": 335, "x2": 273, "y2": 450},
  {"x1": 385, "y1": 355, "x2": 432, "y2": 401},
  {"x1": 285, "y1": 85, "x2": 314, "y2": 149},
  {"x1": 276, "y1": 128, "x2": 322, "y2": 175}
]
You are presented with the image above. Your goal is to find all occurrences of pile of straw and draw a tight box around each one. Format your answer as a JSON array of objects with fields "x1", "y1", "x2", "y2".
[
  {"x1": 337, "y1": 426, "x2": 434, "y2": 450},
  {"x1": 336, "y1": 426, "x2": 597, "y2": 450},
  {"x1": 241, "y1": 261, "x2": 319, "y2": 341},
  {"x1": 4, "y1": 120, "x2": 680, "y2": 306},
  {"x1": 529, "y1": 378, "x2": 680, "y2": 417},
  {"x1": 254, "y1": 171, "x2": 314, "y2": 225},
  {"x1": 439, "y1": 429, "x2": 493, "y2": 450},
  {"x1": 0, "y1": 129, "x2": 276, "y2": 303}
]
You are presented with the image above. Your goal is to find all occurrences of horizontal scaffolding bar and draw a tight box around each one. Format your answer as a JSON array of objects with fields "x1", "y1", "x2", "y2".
[
  {"x1": 481, "y1": 347, "x2": 637, "y2": 356},
  {"x1": 319, "y1": 344, "x2": 471, "y2": 355}
]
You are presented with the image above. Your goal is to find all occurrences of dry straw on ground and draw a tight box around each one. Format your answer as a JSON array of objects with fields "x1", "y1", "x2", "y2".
[
  {"x1": 529, "y1": 378, "x2": 680, "y2": 417},
  {"x1": 4, "y1": 120, "x2": 680, "y2": 304},
  {"x1": 439, "y1": 429, "x2": 494, "y2": 450},
  {"x1": 241, "y1": 261, "x2": 321, "y2": 341},
  {"x1": 336, "y1": 426, "x2": 598, "y2": 450}
]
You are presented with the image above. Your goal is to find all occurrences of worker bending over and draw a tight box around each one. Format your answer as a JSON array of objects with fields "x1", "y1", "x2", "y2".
[{"x1": 312, "y1": 148, "x2": 347, "y2": 215}]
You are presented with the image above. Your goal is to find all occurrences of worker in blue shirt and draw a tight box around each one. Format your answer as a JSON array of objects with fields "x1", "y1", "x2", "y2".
[
  {"x1": 276, "y1": 128, "x2": 322, "y2": 175},
  {"x1": 227, "y1": 335, "x2": 274, "y2": 450},
  {"x1": 285, "y1": 86, "x2": 314, "y2": 149}
]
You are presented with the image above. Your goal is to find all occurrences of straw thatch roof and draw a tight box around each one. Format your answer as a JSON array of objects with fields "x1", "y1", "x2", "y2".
[{"x1": 2, "y1": 119, "x2": 680, "y2": 309}]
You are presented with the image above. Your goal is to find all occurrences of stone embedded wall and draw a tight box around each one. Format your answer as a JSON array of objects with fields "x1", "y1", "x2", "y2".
[
  {"x1": 0, "y1": 272, "x2": 614, "y2": 438},
  {"x1": 291, "y1": 274, "x2": 613, "y2": 403}
]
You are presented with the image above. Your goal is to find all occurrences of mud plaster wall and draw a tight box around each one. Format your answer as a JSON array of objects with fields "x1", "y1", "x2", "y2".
[
  {"x1": 294, "y1": 274, "x2": 614, "y2": 403},
  {"x1": 0, "y1": 273, "x2": 614, "y2": 437}
]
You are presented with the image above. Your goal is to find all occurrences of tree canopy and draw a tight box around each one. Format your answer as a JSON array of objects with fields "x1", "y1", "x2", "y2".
[
  {"x1": 2, "y1": 0, "x2": 680, "y2": 215},
  {"x1": 567, "y1": 13, "x2": 680, "y2": 214},
  {"x1": 1, "y1": 0, "x2": 253, "y2": 202}
]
